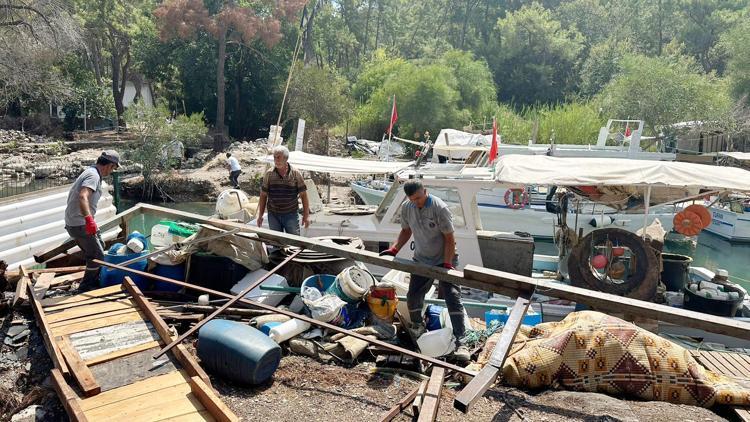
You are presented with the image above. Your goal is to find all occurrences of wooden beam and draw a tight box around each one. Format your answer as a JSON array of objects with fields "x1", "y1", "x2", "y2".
[
  {"x1": 32, "y1": 273, "x2": 56, "y2": 300},
  {"x1": 50, "y1": 271, "x2": 85, "y2": 287},
  {"x1": 379, "y1": 384, "x2": 422, "y2": 422},
  {"x1": 411, "y1": 380, "x2": 428, "y2": 416},
  {"x1": 122, "y1": 278, "x2": 213, "y2": 387},
  {"x1": 12, "y1": 267, "x2": 30, "y2": 307},
  {"x1": 50, "y1": 368, "x2": 88, "y2": 422},
  {"x1": 188, "y1": 376, "x2": 239, "y2": 422},
  {"x1": 417, "y1": 367, "x2": 445, "y2": 422},
  {"x1": 27, "y1": 281, "x2": 69, "y2": 376},
  {"x1": 454, "y1": 292, "x2": 531, "y2": 413},
  {"x1": 31, "y1": 266, "x2": 86, "y2": 275},
  {"x1": 463, "y1": 265, "x2": 750, "y2": 341},
  {"x1": 154, "y1": 249, "x2": 301, "y2": 358},
  {"x1": 58, "y1": 336, "x2": 101, "y2": 397},
  {"x1": 137, "y1": 203, "x2": 523, "y2": 299},
  {"x1": 103, "y1": 263, "x2": 476, "y2": 377}
]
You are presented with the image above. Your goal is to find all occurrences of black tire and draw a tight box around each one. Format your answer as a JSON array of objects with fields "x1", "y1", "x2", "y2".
[{"x1": 568, "y1": 228, "x2": 659, "y2": 301}]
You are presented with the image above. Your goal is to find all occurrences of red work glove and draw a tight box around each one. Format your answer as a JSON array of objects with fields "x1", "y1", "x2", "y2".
[
  {"x1": 84, "y1": 215, "x2": 98, "y2": 235},
  {"x1": 379, "y1": 247, "x2": 399, "y2": 257},
  {"x1": 442, "y1": 263, "x2": 455, "y2": 270}
]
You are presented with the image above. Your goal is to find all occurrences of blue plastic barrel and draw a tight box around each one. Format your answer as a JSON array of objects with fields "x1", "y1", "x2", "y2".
[
  {"x1": 152, "y1": 262, "x2": 186, "y2": 292},
  {"x1": 100, "y1": 251, "x2": 149, "y2": 290},
  {"x1": 425, "y1": 305, "x2": 444, "y2": 331},
  {"x1": 301, "y1": 274, "x2": 336, "y2": 293},
  {"x1": 197, "y1": 320, "x2": 282, "y2": 385}
]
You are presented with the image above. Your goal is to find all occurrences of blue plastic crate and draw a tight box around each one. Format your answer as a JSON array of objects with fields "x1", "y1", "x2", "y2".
[{"x1": 485, "y1": 308, "x2": 541, "y2": 328}]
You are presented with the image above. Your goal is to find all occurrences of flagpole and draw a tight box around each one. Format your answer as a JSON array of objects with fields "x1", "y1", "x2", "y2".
[{"x1": 387, "y1": 94, "x2": 395, "y2": 162}]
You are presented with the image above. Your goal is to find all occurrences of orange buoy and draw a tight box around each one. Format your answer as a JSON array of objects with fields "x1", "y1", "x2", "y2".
[
  {"x1": 684, "y1": 204, "x2": 712, "y2": 229},
  {"x1": 673, "y1": 210, "x2": 703, "y2": 236},
  {"x1": 612, "y1": 246, "x2": 625, "y2": 257}
]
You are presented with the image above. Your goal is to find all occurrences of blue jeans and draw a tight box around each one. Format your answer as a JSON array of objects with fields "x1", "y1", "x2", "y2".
[{"x1": 268, "y1": 211, "x2": 300, "y2": 235}]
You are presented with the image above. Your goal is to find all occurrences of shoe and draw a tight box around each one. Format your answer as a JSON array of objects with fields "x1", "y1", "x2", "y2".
[
  {"x1": 407, "y1": 323, "x2": 426, "y2": 344},
  {"x1": 452, "y1": 344, "x2": 471, "y2": 363}
]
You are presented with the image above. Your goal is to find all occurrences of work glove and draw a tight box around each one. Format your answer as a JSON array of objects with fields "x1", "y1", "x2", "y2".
[
  {"x1": 84, "y1": 215, "x2": 98, "y2": 235},
  {"x1": 379, "y1": 247, "x2": 399, "y2": 257},
  {"x1": 442, "y1": 262, "x2": 455, "y2": 270}
]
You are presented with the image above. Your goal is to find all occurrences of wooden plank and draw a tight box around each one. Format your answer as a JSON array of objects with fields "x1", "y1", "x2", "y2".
[
  {"x1": 88, "y1": 347, "x2": 179, "y2": 392},
  {"x1": 712, "y1": 352, "x2": 745, "y2": 375},
  {"x1": 697, "y1": 351, "x2": 725, "y2": 374},
  {"x1": 47, "y1": 298, "x2": 138, "y2": 324},
  {"x1": 417, "y1": 367, "x2": 445, "y2": 422},
  {"x1": 721, "y1": 352, "x2": 750, "y2": 374},
  {"x1": 734, "y1": 353, "x2": 750, "y2": 369},
  {"x1": 123, "y1": 278, "x2": 214, "y2": 387},
  {"x1": 188, "y1": 376, "x2": 239, "y2": 422},
  {"x1": 12, "y1": 267, "x2": 30, "y2": 307},
  {"x1": 84, "y1": 385, "x2": 202, "y2": 421},
  {"x1": 27, "y1": 281, "x2": 69, "y2": 376},
  {"x1": 48, "y1": 296, "x2": 133, "y2": 319},
  {"x1": 454, "y1": 292, "x2": 532, "y2": 413},
  {"x1": 69, "y1": 320, "x2": 160, "y2": 362},
  {"x1": 41, "y1": 284, "x2": 126, "y2": 307},
  {"x1": 50, "y1": 271, "x2": 86, "y2": 286},
  {"x1": 412, "y1": 380, "x2": 428, "y2": 416},
  {"x1": 158, "y1": 410, "x2": 215, "y2": 422},
  {"x1": 52, "y1": 311, "x2": 147, "y2": 337},
  {"x1": 32, "y1": 273, "x2": 55, "y2": 300},
  {"x1": 379, "y1": 384, "x2": 421, "y2": 422},
  {"x1": 58, "y1": 336, "x2": 101, "y2": 397},
  {"x1": 80, "y1": 370, "x2": 190, "y2": 411},
  {"x1": 51, "y1": 307, "x2": 140, "y2": 329},
  {"x1": 462, "y1": 265, "x2": 750, "y2": 341},
  {"x1": 31, "y1": 265, "x2": 86, "y2": 274},
  {"x1": 51, "y1": 368, "x2": 88, "y2": 422},
  {"x1": 84, "y1": 341, "x2": 161, "y2": 366}
]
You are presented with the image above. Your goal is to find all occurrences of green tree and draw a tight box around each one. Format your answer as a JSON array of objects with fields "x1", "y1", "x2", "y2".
[
  {"x1": 598, "y1": 54, "x2": 731, "y2": 131},
  {"x1": 489, "y1": 3, "x2": 584, "y2": 105},
  {"x1": 721, "y1": 19, "x2": 750, "y2": 101},
  {"x1": 285, "y1": 65, "x2": 353, "y2": 128},
  {"x1": 439, "y1": 50, "x2": 496, "y2": 116},
  {"x1": 154, "y1": 0, "x2": 305, "y2": 151},
  {"x1": 579, "y1": 38, "x2": 631, "y2": 97}
]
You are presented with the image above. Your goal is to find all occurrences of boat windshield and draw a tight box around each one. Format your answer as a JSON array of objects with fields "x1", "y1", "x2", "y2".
[{"x1": 374, "y1": 181, "x2": 401, "y2": 223}]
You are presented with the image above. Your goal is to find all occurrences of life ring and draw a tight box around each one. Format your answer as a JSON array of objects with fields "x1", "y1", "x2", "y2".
[
  {"x1": 684, "y1": 204, "x2": 711, "y2": 229},
  {"x1": 504, "y1": 189, "x2": 529, "y2": 209},
  {"x1": 673, "y1": 210, "x2": 703, "y2": 236}
]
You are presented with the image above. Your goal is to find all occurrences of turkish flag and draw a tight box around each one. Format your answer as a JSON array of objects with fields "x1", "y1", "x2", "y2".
[
  {"x1": 489, "y1": 117, "x2": 499, "y2": 164},
  {"x1": 388, "y1": 95, "x2": 398, "y2": 136}
]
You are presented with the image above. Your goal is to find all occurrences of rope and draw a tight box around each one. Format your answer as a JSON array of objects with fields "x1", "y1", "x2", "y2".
[{"x1": 274, "y1": 20, "x2": 305, "y2": 144}]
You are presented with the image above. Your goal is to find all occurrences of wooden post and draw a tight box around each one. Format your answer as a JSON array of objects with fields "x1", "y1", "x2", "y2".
[
  {"x1": 378, "y1": 384, "x2": 422, "y2": 422},
  {"x1": 417, "y1": 367, "x2": 445, "y2": 422},
  {"x1": 454, "y1": 292, "x2": 532, "y2": 413}
]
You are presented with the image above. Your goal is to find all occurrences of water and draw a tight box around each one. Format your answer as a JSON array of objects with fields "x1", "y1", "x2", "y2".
[{"x1": 120, "y1": 200, "x2": 750, "y2": 288}]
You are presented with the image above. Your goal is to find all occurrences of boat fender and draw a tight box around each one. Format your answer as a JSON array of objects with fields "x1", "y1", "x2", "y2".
[
  {"x1": 589, "y1": 215, "x2": 614, "y2": 228},
  {"x1": 504, "y1": 189, "x2": 529, "y2": 210}
]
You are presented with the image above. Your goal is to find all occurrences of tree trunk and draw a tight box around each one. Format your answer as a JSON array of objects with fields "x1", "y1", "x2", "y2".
[
  {"x1": 214, "y1": 23, "x2": 228, "y2": 152},
  {"x1": 362, "y1": 0, "x2": 373, "y2": 57},
  {"x1": 303, "y1": 0, "x2": 318, "y2": 67},
  {"x1": 375, "y1": 0, "x2": 383, "y2": 50},
  {"x1": 110, "y1": 36, "x2": 130, "y2": 130}
]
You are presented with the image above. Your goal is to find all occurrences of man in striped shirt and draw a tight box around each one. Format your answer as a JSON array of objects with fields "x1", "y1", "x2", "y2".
[{"x1": 256, "y1": 146, "x2": 310, "y2": 235}]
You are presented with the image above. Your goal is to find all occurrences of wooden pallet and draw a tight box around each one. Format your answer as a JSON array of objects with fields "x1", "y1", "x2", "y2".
[
  {"x1": 30, "y1": 278, "x2": 238, "y2": 422},
  {"x1": 691, "y1": 350, "x2": 750, "y2": 422}
]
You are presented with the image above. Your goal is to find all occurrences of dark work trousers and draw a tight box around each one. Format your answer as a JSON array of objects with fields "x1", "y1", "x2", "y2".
[
  {"x1": 229, "y1": 170, "x2": 241, "y2": 188},
  {"x1": 65, "y1": 225, "x2": 105, "y2": 289},
  {"x1": 407, "y1": 260, "x2": 465, "y2": 343}
]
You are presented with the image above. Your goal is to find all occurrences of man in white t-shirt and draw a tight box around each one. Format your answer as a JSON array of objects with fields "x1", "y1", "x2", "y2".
[{"x1": 226, "y1": 152, "x2": 241, "y2": 188}]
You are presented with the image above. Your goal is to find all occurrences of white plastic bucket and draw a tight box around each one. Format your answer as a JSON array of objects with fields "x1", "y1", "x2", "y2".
[{"x1": 269, "y1": 319, "x2": 311, "y2": 343}]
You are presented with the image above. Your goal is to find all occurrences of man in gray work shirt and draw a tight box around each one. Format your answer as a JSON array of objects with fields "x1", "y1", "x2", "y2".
[
  {"x1": 380, "y1": 180, "x2": 470, "y2": 362},
  {"x1": 65, "y1": 150, "x2": 119, "y2": 290}
]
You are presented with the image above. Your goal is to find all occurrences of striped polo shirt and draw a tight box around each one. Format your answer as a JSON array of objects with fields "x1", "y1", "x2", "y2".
[{"x1": 261, "y1": 164, "x2": 307, "y2": 214}]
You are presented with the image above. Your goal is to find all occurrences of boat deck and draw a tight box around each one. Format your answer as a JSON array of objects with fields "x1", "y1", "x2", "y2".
[
  {"x1": 691, "y1": 350, "x2": 750, "y2": 421},
  {"x1": 29, "y1": 274, "x2": 238, "y2": 422}
]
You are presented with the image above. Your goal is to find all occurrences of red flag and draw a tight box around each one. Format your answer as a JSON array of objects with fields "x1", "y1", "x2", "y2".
[
  {"x1": 489, "y1": 117, "x2": 499, "y2": 164},
  {"x1": 388, "y1": 95, "x2": 398, "y2": 136},
  {"x1": 625, "y1": 126, "x2": 632, "y2": 136}
]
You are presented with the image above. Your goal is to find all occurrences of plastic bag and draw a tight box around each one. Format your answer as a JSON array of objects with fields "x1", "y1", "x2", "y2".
[{"x1": 303, "y1": 293, "x2": 347, "y2": 324}]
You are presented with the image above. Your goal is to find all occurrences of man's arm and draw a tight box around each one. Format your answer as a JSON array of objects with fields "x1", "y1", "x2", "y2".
[
  {"x1": 392, "y1": 227, "x2": 413, "y2": 251},
  {"x1": 442, "y1": 231, "x2": 456, "y2": 266},
  {"x1": 256, "y1": 191, "x2": 267, "y2": 227},
  {"x1": 300, "y1": 191, "x2": 310, "y2": 228},
  {"x1": 78, "y1": 187, "x2": 94, "y2": 217}
]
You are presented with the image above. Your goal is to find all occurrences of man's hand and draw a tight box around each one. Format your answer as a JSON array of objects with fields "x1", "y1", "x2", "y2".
[
  {"x1": 256, "y1": 216, "x2": 264, "y2": 227},
  {"x1": 302, "y1": 216, "x2": 311, "y2": 228},
  {"x1": 379, "y1": 247, "x2": 399, "y2": 257},
  {"x1": 84, "y1": 215, "x2": 98, "y2": 235},
  {"x1": 442, "y1": 262, "x2": 455, "y2": 270}
]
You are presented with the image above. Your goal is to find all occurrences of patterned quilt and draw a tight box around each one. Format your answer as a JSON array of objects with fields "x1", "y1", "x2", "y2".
[{"x1": 501, "y1": 311, "x2": 750, "y2": 407}]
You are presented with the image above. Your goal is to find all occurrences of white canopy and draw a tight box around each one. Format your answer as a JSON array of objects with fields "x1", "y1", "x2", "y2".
[
  {"x1": 264, "y1": 151, "x2": 414, "y2": 175},
  {"x1": 493, "y1": 155, "x2": 750, "y2": 192},
  {"x1": 719, "y1": 151, "x2": 750, "y2": 162}
]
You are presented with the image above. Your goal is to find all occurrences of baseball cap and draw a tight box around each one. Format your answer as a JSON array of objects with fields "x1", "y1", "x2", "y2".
[{"x1": 101, "y1": 150, "x2": 120, "y2": 168}]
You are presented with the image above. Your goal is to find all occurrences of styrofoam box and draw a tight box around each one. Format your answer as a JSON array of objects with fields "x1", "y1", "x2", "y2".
[{"x1": 231, "y1": 269, "x2": 289, "y2": 307}]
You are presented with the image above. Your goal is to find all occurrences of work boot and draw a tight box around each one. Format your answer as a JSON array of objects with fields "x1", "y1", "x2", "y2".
[
  {"x1": 407, "y1": 322, "x2": 426, "y2": 345},
  {"x1": 452, "y1": 343, "x2": 471, "y2": 363}
]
